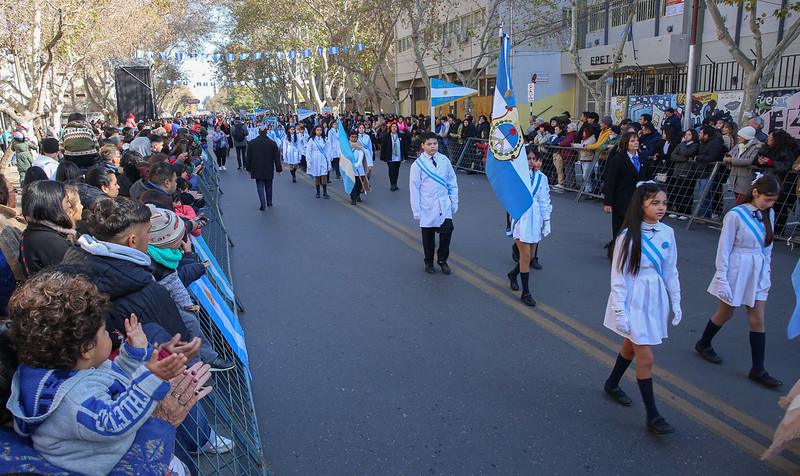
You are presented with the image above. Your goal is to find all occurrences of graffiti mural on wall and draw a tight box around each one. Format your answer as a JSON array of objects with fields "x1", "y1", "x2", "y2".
[
  {"x1": 760, "y1": 91, "x2": 800, "y2": 137},
  {"x1": 610, "y1": 94, "x2": 718, "y2": 128}
]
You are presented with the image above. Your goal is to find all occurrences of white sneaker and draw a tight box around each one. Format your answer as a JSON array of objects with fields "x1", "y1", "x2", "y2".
[
  {"x1": 200, "y1": 433, "x2": 235, "y2": 454},
  {"x1": 678, "y1": 215, "x2": 688, "y2": 221},
  {"x1": 220, "y1": 166, "x2": 226, "y2": 170},
  {"x1": 553, "y1": 184, "x2": 564, "y2": 189},
  {"x1": 668, "y1": 214, "x2": 678, "y2": 219}
]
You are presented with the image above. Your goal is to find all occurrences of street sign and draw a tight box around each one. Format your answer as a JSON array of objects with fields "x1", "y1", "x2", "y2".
[
  {"x1": 186, "y1": 98, "x2": 200, "y2": 104},
  {"x1": 527, "y1": 83, "x2": 535, "y2": 103},
  {"x1": 532, "y1": 72, "x2": 549, "y2": 84}
]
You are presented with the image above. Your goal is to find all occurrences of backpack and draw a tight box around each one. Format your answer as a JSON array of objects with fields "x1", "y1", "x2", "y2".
[{"x1": 233, "y1": 123, "x2": 246, "y2": 141}]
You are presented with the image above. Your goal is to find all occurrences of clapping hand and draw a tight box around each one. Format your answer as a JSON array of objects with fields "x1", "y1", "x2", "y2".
[
  {"x1": 124, "y1": 314, "x2": 148, "y2": 349},
  {"x1": 147, "y1": 349, "x2": 187, "y2": 382}
]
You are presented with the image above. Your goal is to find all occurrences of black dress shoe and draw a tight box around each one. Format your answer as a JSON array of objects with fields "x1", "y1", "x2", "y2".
[
  {"x1": 356, "y1": 196, "x2": 362, "y2": 202},
  {"x1": 507, "y1": 271, "x2": 519, "y2": 291},
  {"x1": 292, "y1": 178, "x2": 297, "y2": 183},
  {"x1": 604, "y1": 384, "x2": 632, "y2": 406},
  {"x1": 520, "y1": 293, "x2": 536, "y2": 306},
  {"x1": 695, "y1": 342, "x2": 723, "y2": 364},
  {"x1": 259, "y1": 205, "x2": 266, "y2": 211},
  {"x1": 531, "y1": 258, "x2": 542, "y2": 270},
  {"x1": 647, "y1": 417, "x2": 675, "y2": 434},
  {"x1": 323, "y1": 194, "x2": 331, "y2": 199},
  {"x1": 315, "y1": 193, "x2": 320, "y2": 198},
  {"x1": 350, "y1": 199, "x2": 357, "y2": 205},
  {"x1": 749, "y1": 370, "x2": 783, "y2": 388},
  {"x1": 438, "y1": 261, "x2": 450, "y2": 274},
  {"x1": 425, "y1": 264, "x2": 436, "y2": 274},
  {"x1": 267, "y1": 203, "x2": 273, "y2": 207}
]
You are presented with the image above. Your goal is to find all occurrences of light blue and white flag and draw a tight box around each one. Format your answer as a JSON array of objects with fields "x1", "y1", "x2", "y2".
[
  {"x1": 430, "y1": 78, "x2": 478, "y2": 108},
  {"x1": 189, "y1": 276, "x2": 250, "y2": 380},
  {"x1": 330, "y1": 46, "x2": 340, "y2": 54},
  {"x1": 189, "y1": 235, "x2": 235, "y2": 302},
  {"x1": 337, "y1": 121, "x2": 357, "y2": 194},
  {"x1": 239, "y1": 53, "x2": 250, "y2": 60},
  {"x1": 289, "y1": 51, "x2": 297, "y2": 58},
  {"x1": 302, "y1": 49, "x2": 312, "y2": 58},
  {"x1": 484, "y1": 31, "x2": 532, "y2": 221},
  {"x1": 356, "y1": 43, "x2": 365, "y2": 51},
  {"x1": 297, "y1": 109, "x2": 315, "y2": 121}
]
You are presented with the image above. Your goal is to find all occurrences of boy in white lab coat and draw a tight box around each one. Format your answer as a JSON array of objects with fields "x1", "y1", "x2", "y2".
[{"x1": 409, "y1": 131, "x2": 459, "y2": 274}]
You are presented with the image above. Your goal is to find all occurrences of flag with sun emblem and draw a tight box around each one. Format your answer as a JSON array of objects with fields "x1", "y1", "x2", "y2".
[
  {"x1": 430, "y1": 78, "x2": 478, "y2": 109},
  {"x1": 485, "y1": 31, "x2": 533, "y2": 221}
]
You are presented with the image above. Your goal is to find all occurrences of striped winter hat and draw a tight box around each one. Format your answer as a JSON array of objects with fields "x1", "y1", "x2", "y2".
[
  {"x1": 147, "y1": 204, "x2": 186, "y2": 249},
  {"x1": 62, "y1": 121, "x2": 98, "y2": 157}
]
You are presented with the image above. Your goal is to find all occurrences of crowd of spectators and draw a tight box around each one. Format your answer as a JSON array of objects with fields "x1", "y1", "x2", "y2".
[{"x1": 0, "y1": 112, "x2": 236, "y2": 474}]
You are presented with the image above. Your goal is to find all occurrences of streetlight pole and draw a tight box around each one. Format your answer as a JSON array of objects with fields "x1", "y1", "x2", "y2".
[{"x1": 623, "y1": 75, "x2": 634, "y2": 119}]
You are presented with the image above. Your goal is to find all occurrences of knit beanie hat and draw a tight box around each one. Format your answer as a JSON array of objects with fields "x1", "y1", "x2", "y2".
[
  {"x1": 601, "y1": 115, "x2": 613, "y2": 126},
  {"x1": 738, "y1": 126, "x2": 756, "y2": 141},
  {"x1": 147, "y1": 204, "x2": 186, "y2": 249},
  {"x1": 62, "y1": 121, "x2": 98, "y2": 157},
  {"x1": 41, "y1": 137, "x2": 60, "y2": 154}
]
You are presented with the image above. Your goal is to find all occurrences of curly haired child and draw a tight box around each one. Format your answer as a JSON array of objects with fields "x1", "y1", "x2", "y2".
[{"x1": 6, "y1": 269, "x2": 187, "y2": 475}]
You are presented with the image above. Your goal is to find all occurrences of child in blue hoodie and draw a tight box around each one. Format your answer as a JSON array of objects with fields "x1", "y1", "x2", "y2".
[{"x1": 6, "y1": 269, "x2": 188, "y2": 475}]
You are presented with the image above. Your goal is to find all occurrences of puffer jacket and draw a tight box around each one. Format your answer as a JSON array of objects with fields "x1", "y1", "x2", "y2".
[{"x1": 61, "y1": 236, "x2": 190, "y2": 345}]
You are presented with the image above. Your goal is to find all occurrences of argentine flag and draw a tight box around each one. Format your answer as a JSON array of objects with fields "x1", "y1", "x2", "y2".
[
  {"x1": 337, "y1": 121, "x2": 357, "y2": 194},
  {"x1": 484, "y1": 32, "x2": 532, "y2": 221}
]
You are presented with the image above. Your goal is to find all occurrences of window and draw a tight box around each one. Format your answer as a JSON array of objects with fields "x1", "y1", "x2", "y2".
[{"x1": 396, "y1": 37, "x2": 412, "y2": 53}]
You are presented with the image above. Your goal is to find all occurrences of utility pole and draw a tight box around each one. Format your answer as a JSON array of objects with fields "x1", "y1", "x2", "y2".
[{"x1": 683, "y1": 0, "x2": 699, "y2": 131}]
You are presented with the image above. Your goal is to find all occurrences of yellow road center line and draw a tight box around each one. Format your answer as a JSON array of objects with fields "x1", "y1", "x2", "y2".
[{"x1": 298, "y1": 172, "x2": 794, "y2": 472}]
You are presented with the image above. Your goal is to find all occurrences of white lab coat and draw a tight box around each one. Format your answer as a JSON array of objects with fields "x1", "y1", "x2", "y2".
[
  {"x1": 298, "y1": 131, "x2": 309, "y2": 156},
  {"x1": 358, "y1": 134, "x2": 374, "y2": 167},
  {"x1": 283, "y1": 137, "x2": 301, "y2": 165},
  {"x1": 327, "y1": 129, "x2": 341, "y2": 158},
  {"x1": 306, "y1": 137, "x2": 330, "y2": 177},
  {"x1": 604, "y1": 222, "x2": 681, "y2": 345},
  {"x1": 409, "y1": 152, "x2": 459, "y2": 228},
  {"x1": 513, "y1": 169, "x2": 552, "y2": 243},
  {"x1": 707, "y1": 204, "x2": 772, "y2": 307},
  {"x1": 352, "y1": 148, "x2": 366, "y2": 176}
]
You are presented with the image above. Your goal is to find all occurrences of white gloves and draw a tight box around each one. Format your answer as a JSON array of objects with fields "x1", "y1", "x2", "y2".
[
  {"x1": 717, "y1": 287, "x2": 733, "y2": 304},
  {"x1": 671, "y1": 307, "x2": 682, "y2": 327},
  {"x1": 614, "y1": 311, "x2": 630, "y2": 335},
  {"x1": 542, "y1": 220, "x2": 551, "y2": 237}
]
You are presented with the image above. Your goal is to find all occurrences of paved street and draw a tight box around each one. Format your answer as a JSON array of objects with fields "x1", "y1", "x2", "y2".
[{"x1": 219, "y1": 158, "x2": 800, "y2": 475}]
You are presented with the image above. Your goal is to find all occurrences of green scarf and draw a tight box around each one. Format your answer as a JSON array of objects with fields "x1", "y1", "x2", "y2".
[{"x1": 147, "y1": 245, "x2": 182, "y2": 270}]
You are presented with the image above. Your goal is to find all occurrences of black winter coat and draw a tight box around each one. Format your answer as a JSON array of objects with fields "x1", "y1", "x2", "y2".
[
  {"x1": 61, "y1": 245, "x2": 190, "y2": 345},
  {"x1": 694, "y1": 136, "x2": 727, "y2": 178},
  {"x1": 380, "y1": 133, "x2": 409, "y2": 162},
  {"x1": 246, "y1": 135, "x2": 282, "y2": 180},
  {"x1": 604, "y1": 151, "x2": 654, "y2": 215},
  {"x1": 19, "y1": 223, "x2": 72, "y2": 277}
]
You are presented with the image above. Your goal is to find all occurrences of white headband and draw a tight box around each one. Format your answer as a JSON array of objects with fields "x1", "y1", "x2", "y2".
[
  {"x1": 751, "y1": 172, "x2": 764, "y2": 185},
  {"x1": 636, "y1": 180, "x2": 657, "y2": 188}
]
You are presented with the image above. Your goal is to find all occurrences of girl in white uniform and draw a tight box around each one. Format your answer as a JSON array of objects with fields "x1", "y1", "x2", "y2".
[
  {"x1": 306, "y1": 125, "x2": 331, "y2": 199},
  {"x1": 283, "y1": 125, "x2": 302, "y2": 183},
  {"x1": 602, "y1": 182, "x2": 682, "y2": 434},
  {"x1": 347, "y1": 130, "x2": 368, "y2": 205},
  {"x1": 357, "y1": 124, "x2": 374, "y2": 178},
  {"x1": 326, "y1": 121, "x2": 342, "y2": 181},
  {"x1": 507, "y1": 147, "x2": 551, "y2": 306},
  {"x1": 695, "y1": 173, "x2": 782, "y2": 388},
  {"x1": 297, "y1": 123, "x2": 309, "y2": 172}
]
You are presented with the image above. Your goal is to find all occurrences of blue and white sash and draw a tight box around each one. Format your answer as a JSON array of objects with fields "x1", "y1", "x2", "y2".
[
  {"x1": 417, "y1": 156, "x2": 452, "y2": 195},
  {"x1": 731, "y1": 206, "x2": 766, "y2": 248},
  {"x1": 641, "y1": 234, "x2": 665, "y2": 280},
  {"x1": 531, "y1": 171, "x2": 543, "y2": 198},
  {"x1": 313, "y1": 138, "x2": 326, "y2": 156}
]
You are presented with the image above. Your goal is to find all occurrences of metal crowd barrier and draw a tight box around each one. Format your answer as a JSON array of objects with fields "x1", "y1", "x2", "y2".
[
  {"x1": 453, "y1": 138, "x2": 800, "y2": 244},
  {"x1": 177, "y1": 152, "x2": 269, "y2": 475}
]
